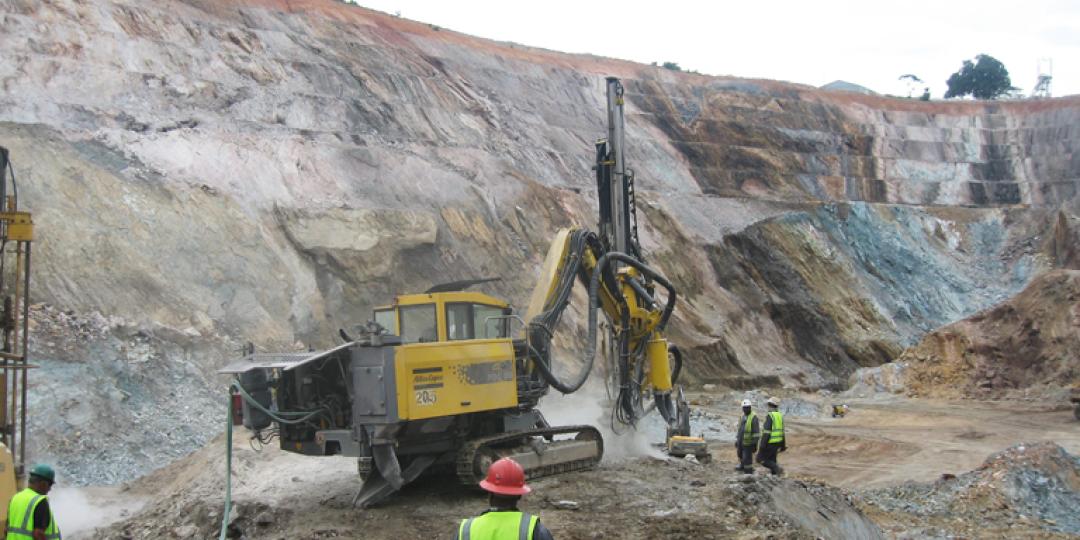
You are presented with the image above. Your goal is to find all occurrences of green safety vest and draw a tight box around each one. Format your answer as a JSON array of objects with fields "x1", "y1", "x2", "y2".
[
  {"x1": 741, "y1": 412, "x2": 758, "y2": 446},
  {"x1": 766, "y1": 411, "x2": 785, "y2": 444},
  {"x1": 457, "y1": 511, "x2": 537, "y2": 540},
  {"x1": 6, "y1": 488, "x2": 61, "y2": 540}
]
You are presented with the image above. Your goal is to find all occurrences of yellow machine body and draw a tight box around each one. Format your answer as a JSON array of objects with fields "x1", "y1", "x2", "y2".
[
  {"x1": 0, "y1": 442, "x2": 14, "y2": 523},
  {"x1": 667, "y1": 435, "x2": 709, "y2": 461},
  {"x1": 0, "y1": 165, "x2": 35, "y2": 510},
  {"x1": 523, "y1": 228, "x2": 573, "y2": 325},
  {"x1": 395, "y1": 339, "x2": 518, "y2": 420},
  {"x1": 647, "y1": 337, "x2": 673, "y2": 391},
  {"x1": 371, "y1": 291, "x2": 519, "y2": 420},
  {"x1": 369, "y1": 267, "x2": 676, "y2": 420},
  {"x1": 0, "y1": 212, "x2": 32, "y2": 241}
]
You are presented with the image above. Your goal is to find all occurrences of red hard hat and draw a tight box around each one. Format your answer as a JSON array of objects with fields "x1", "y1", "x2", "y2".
[{"x1": 479, "y1": 457, "x2": 531, "y2": 496}]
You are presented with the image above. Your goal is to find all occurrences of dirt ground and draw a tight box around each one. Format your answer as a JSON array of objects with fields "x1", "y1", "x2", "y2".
[
  {"x1": 60, "y1": 393, "x2": 1080, "y2": 539},
  {"x1": 743, "y1": 395, "x2": 1080, "y2": 489}
]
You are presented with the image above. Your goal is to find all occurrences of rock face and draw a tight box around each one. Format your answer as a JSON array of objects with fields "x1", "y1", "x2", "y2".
[
  {"x1": 682, "y1": 203, "x2": 1043, "y2": 388},
  {"x1": 846, "y1": 362, "x2": 909, "y2": 396},
  {"x1": 0, "y1": 0, "x2": 1077, "y2": 481},
  {"x1": 901, "y1": 269, "x2": 1080, "y2": 399}
]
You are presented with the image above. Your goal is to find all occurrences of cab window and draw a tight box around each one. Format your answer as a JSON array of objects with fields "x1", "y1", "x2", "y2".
[
  {"x1": 474, "y1": 304, "x2": 507, "y2": 339},
  {"x1": 373, "y1": 308, "x2": 396, "y2": 335},
  {"x1": 400, "y1": 304, "x2": 437, "y2": 343},
  {"x1": 445, "y1": 303, "x2": 507, "y2": 340},
  {"x1": 446, "y1": 303, "x2": 473, "y2": 340}
]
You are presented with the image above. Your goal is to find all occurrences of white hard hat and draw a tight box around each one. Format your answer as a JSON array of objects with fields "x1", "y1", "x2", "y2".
[
  {"x1": 741, "y1": 399, "x2": 752, "y2": 407},
  {"x1": 767, "y1": 396, "x2": 781, "y2": 406}
]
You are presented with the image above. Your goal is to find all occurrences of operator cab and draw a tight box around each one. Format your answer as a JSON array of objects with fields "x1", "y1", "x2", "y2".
[{"x1": 373, "y1": 292, "x2": 511, "y2": 344}]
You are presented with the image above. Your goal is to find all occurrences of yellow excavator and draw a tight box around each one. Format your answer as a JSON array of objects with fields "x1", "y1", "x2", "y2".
[
  {"x1": 0, "y1": 145, "x2": 36, "y2": 520},
  {"x1": 223, "y1": 78, "x2": 705, "y2": 507}
]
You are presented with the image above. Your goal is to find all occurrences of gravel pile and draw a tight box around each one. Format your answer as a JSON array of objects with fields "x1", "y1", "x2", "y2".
[
  {"x1": 26, "y1": 304, "x2": 235, "y2": 485},
  {"x1": 726, "y1": 389, "x2": 824, "y2": 418},
  {"x1": 861, "y1": 442, "x2": 1080, "y2": 536}
]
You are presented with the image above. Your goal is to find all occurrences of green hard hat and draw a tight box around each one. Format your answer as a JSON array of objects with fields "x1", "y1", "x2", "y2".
[{"x1": 29, "y1": 463, "x2": 55, "y2": 483}]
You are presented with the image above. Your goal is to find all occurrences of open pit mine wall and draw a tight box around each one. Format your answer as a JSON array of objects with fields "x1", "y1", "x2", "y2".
[{"x1": 1, "y1": 0, "x2": 1079, "y2": 394}]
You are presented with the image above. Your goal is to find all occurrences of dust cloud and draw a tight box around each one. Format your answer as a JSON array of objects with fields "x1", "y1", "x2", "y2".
[
  {"x1": 48, "y1": 486, "x2": 145, "y2": 538},
  {"x1": 538, "y1": 382, "x2": 667, "y2": 462}
]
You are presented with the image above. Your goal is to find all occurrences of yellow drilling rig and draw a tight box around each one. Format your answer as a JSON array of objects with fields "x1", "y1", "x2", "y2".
[
  {"x1": 0, "y1": 145, "x2": 36, "y2": 520},
  {"x1": 224, "y1": 77, "x2": 706, "y2": 507}
]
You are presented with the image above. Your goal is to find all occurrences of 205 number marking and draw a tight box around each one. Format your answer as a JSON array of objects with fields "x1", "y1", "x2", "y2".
[{"x1": 415, "y1": 389, "x2": 438, "y2": 406}]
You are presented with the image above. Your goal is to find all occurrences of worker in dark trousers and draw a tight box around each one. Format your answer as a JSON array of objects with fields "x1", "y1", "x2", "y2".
[
  {"x1": 734, "y1": 398, "x2": 759, "y2": 473},
  {"x1": 756, "y1": 397, "x2": 786, "y2": 475},
  {"x1": 456, "y1": 457, "x2": 555, "y2": 540}
]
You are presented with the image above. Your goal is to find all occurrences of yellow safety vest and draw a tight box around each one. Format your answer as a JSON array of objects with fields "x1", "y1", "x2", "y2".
[
  {"x1": 6, "y1": 488, "x2": 61, "y2": 539},
  {"x1": 741, "y1": 412, "x2": 757, "y2": 446},
  {"x1": 766, "y1": 411, "x2": 785, "y2": 444},
  {"x1": 457, "y1": 510, "x2": 537, "y2": 540}
]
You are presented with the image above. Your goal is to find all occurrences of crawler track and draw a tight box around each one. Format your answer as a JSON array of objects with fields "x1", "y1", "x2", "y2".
[{"x1": 456, "y1": 425, "x2": 604, "y2": 485}]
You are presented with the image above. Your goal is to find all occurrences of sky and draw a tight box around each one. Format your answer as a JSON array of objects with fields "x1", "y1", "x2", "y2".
[{"x1": 352, "y1": 0, "x2": 1079, "y2": 99}]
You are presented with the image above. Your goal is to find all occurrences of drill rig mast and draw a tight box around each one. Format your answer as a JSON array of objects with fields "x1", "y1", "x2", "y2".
[{"x1": 523, "y1": 77, "x2": 687, "y2": 433}]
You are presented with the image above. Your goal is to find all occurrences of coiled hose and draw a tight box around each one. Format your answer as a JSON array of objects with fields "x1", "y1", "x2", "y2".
[{"x1": 523, "y1": 230, "x2": 598, "y2": 394}]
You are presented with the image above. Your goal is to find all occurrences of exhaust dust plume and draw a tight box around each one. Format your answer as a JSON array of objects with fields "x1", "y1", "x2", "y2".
[{"x1": 539, "y1": 381, "x2": 667, "y2": 462}]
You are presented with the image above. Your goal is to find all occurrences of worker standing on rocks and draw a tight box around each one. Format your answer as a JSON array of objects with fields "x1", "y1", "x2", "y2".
[
  {"x1": 456, "y1": 457, "x2": 555, "y2": 540},
  {"x1": 5, "y1": 464, "x2": 61, "y2": 540},
  {"x1": 757, "y1": 397, "x2": 787, "y2": 475},
  {"x1": 735, "y1": 398, "x2": 760, "y2": 474}
]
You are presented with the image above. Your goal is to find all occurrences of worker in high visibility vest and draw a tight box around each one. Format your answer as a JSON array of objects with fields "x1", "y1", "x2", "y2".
[
  {"x1": 5, "y1": 464, "x2": 61, "y2": 540},
  {"x1": 756, "y1": 397, "x2": 787, "y2": 475},
  {"x1": 456, "y1": 457, "x2": 554, "y2": 540},
  {"x1": 734, "y1": 399, "x2": 760, "y2": 474}
]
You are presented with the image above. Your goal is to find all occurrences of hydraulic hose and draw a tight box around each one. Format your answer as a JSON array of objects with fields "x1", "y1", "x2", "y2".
[
  {"x1": 525, "y1": 341, "x2": 587, "y2": 394},
  {"x1": 525, "y1": 322, "x2": 595, "y2": 394},
  {"x1": 626, "y1": 277, "x2": 656, "y2": 309},
  {"x1": 525, "y1": 237, "x2": 679, "y2": 398},
  {"x1": 585, "y1": 251, "x2": 680, "y2": 425},
  {"x1": 524, "y1": 230, "x2": 599, "y2": 394},
  {"x1": 654, "y1": 391, "x2": 675, "y2": 424},
  {"x1": 219, "y1": 380, "x2": 327, "y2": 540},
  {"x1": 590, "y1": 252, "x2": 678, "y2": 332},
  {"x1": 669, "y1": 344, "x2": 683, "y2": 385},
  {"x1": 584, "y1": 252, "x2": 678, "y2": 388},
  {"x1": 219, "y1": 396, "x2": 233, "y2": 540}
]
